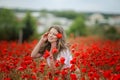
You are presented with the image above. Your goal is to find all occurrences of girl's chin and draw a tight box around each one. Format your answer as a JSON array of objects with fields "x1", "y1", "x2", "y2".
[
  {"x1": 48, "y1": 40, "x2": 53, "y2": 42},
  {"x1": 48, "y1": 40, "x2": 56, "y2": 43}
]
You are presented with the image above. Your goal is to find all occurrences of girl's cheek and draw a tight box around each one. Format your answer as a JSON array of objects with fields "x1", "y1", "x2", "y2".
[
  {"x1": 54, "y1": 36, "x2": 57, "y2": 39},
  {"x1": 48, "y1": 34, "x2": 51, "y2": 37}
]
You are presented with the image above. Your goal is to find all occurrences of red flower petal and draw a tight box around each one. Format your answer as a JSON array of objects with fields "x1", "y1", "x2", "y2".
[
  {"x1": 43, "y1": 50, "x2": 50, "y2": 59},
  {"x1": 56, "y1": 33, "x2": 62, "y2": 39},
  {"x1": 60, "y1": 57, "x2": 65, "y2": 64},
  {"x1": 52, "y1": 47, "x2": 58, "y2": 54}
]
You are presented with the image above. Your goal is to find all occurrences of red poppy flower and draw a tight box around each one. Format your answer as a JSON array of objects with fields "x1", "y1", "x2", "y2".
[
  {"x1": 40, "y1": 62, "x2": 46, "y2": 68},
  {"x1": 70, "y1": 64, "x2": 76, "y2": 72},
  {"x1": 61, "y1": 69, "x2": 67, "y2": 76},
  {"x1": 70, "y1": 73, "x2": 77, "y2": 80},
  {"x1": 103, "y1": 70, "x2": 112, "y2": 78},
  {"x1": 56, "y1": 33, "x2": 62, "y2": 39},
  {"x1": 55, "y1": 70, "x2": 60, "y2": 75},
  {"x1": 55, "y1": 60, "x2": 60, "y2": 67},
  {"x1": 81, "y1": 77, "x2": 85, "y2": 80},
  {"x1": 54, "y1": 77, "x2": 59, "y2": 80},
  {"x1": 116, "y1": 65, "x2": 120, "y2": 71},
  {"x1": 52, "y1": 47, "x2": 58, "y2": 54},
  {"x1": 81, "y1": 68, "x2": 87, "y2": 73},
  {"x1": 17, "y1": 64, "x2": 27, "y2": 71},
  {"x1": 60, "y1": 57, "x2": 65, "y2": 64},
  {"x1": 4, "y1": 78, "x2": 11, "y2": 80},
  {"x1": 43, "y1": 50, "x2": 50, "y2": 59},
  {"x1": 31, "y1": 75, "x2": 37, "y2": 79},
  {"x1": 70, "y1": 57, "x2": 76, "y2": 64},
  {"x1": 17, "y1": 66, "x2": 25, "y2": 71}
]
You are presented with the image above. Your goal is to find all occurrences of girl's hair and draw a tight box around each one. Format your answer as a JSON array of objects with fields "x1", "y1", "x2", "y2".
[{"x1": 39, "y1": 25, "x2": 67, "y2": 60}]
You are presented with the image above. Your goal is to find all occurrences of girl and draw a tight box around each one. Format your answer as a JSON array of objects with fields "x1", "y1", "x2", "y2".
[{"x1": 31, "y1": 25, "x2": 73, "y2": 72}]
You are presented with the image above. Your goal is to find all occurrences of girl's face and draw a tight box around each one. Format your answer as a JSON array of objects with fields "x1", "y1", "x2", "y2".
[{"x1": 48, "y1": 28, "x2": 58, "y2": 43}]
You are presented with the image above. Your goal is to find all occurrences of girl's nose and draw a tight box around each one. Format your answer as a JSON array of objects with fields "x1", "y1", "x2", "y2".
[{"x1": 49, "y1": 34, "x2": 53, "y2": 37}]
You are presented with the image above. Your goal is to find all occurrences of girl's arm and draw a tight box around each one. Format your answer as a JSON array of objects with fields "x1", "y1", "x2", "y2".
[
  {"x1": 31, "y1": 40, "x2": 43, "y2": 58},
  {"x1": 31, "y1": 32, "x2": 48, "y2": 58}
]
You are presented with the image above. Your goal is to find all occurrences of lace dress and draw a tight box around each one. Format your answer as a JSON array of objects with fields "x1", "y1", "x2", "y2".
[{"x1": 46, "y1": 48, "x2": 73, "y2": 68}]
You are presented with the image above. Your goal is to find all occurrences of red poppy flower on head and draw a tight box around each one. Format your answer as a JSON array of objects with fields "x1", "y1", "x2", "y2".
[{"x1": 56, "y1": 33, "x2": 62, "y2": 39}]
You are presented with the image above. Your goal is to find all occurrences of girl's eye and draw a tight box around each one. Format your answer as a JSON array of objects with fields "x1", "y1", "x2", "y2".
[
  {"x1": 49, "y1": 32, "x2": 57, "y2": 36},
  {"x1": 53, "y1": 33, "x2": 56, "y2": 36},
  {"x1": 49, "y1": 32, "x2": 52, "y2": 35}
]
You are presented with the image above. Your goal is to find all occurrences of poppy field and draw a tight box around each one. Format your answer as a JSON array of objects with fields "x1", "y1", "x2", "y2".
[{"x1": 0, "y1": 36, "x2": 120, "y2": 80}]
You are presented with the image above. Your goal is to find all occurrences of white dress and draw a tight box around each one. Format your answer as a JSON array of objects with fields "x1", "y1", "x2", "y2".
[{"x1": 47, "y1": 48, "x2": 73, "y2": 69}]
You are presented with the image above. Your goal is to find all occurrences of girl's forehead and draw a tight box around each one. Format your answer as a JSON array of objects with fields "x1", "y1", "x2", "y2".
[{"x1": 49, "y1": 28, "x2": 58, "y2": 34}]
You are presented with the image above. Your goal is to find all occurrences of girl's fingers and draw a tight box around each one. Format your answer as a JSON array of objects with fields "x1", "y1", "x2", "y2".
[{"x1": 44, "y1": 32, "x2": 49, "y2": 36}]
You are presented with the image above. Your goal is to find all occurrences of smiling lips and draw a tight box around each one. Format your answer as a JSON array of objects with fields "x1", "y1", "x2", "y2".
[{"x1": 48, "y1": 37, "x2": 53, "y2": 40}]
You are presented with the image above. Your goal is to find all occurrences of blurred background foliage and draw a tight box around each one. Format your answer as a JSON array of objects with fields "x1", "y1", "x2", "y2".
[
  {"x1": 22, "y1": 11, "x2": 37, "y2": 42},
  {"x1": 0, "y1": 8, "x2": 19, "y2": 40},
  {"x1": 0, "y1": 8, "x2": 37, "y2": 42},
  {"x1": 67, "y1": 16, "x2": 88, "y2": 37},
  {"x1": 0, "y1": 8, "x2": 120, "y2": 42}
]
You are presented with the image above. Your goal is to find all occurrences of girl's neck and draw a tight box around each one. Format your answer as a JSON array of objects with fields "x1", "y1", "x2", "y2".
[{"x1": 51, "y1": 42, "x2": 57, "y2": 48}]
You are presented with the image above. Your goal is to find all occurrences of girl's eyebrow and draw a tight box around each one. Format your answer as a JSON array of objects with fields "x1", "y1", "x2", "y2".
[
  {"x1": 49, "y1": 32, "x2": 58, "y2": 35},
  {"x1": 50, "y1": 31, "x2": 58, "y2": 34}
]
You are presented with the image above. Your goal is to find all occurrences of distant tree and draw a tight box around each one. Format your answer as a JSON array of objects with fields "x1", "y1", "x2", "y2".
[
  {"x1": 40, "y1": 9, "x2": 48, "y2": 17},
  {"x1": 22, "y1": 11, "x2": 37, "y2": 42},
  {"x1": 51, "y1": 10, "x2": 80, "y2": 19},
  {"x1": 0, "y1": 8, "x2": 19, "y2": 40},
  {"x1": 52, "y1": 21, "x2": 61, "y2": 25},
  {"x1": 89, "y1": 25, "x2": 105, "y2": 36},
  {"x1": 104, "y1": 27, "x2": 120, "y2": 40},
  {"x1": 40, "y1": 9, "x2": 49, "y2": 13},
  {"x1": 67, "y1": 16, "x2": 87, "y2": 37}
]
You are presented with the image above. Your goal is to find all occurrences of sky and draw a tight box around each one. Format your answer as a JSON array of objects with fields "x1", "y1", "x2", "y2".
[{"x1": 0, "y1": 0, "x2": 120, "y2": 14}]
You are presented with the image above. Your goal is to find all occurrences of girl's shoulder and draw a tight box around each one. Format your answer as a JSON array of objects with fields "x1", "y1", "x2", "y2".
[
  {"x1": 59, "y1": 47, "x2": 71, "y2": 57},
  {"x1": 60, "y1": 47, "x2": 70, "y2": 53}
]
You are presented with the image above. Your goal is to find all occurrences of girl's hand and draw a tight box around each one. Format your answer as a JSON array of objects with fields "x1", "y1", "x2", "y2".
[{"x1": 40, "y1": 32, "x2": 49, "y2": 42}]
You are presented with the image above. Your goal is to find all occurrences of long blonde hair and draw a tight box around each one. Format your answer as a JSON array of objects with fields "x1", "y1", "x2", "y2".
[{"x1": 39, "y1": 25, "x2": 67, "y2": 60}]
